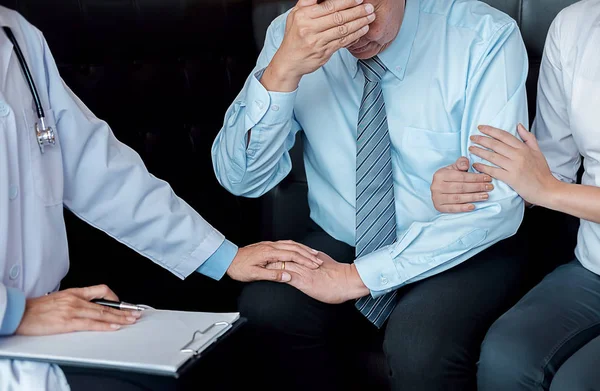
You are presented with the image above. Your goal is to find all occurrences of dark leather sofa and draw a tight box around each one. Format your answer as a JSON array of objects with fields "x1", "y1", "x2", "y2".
[{"x1": 0, "y1": 0, "x2": 582, "y2": 389}]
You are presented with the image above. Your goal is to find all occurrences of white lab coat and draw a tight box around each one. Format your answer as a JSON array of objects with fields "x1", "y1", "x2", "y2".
[{"x1": 0, "y1": 6, "x2": 229, "y2": 389}]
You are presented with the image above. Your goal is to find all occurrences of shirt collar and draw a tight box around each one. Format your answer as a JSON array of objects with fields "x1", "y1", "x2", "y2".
[{"x1": 341, "y1": 0, "x2": 420, "y2": 81}]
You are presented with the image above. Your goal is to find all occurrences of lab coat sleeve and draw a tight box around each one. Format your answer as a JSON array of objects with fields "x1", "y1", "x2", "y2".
[
  {"x1": 0, "y1": 284, "x2": 26, "y2": 336},
  {"x1": 38, "y1": 32, "x2": 234, "y2": 280},
  {"x1": 355, "y1": 22, "x2": 527, "y2": 296},
  {"x1": 211, "y1": 12, "x2": 303, "y2": 197}
]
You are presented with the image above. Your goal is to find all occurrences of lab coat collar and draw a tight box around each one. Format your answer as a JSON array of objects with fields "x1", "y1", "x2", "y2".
[{"x1": 0, "y1": 13, "x2": 15, "y2": 91}]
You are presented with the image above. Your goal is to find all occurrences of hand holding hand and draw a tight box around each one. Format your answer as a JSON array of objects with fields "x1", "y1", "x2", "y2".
[
  {"x1": 16, "y1": 285, "x2": 141, "y2": 336},
  {"x1": 227, "y1": 240, "x2": 322, "y2": 283},
  {"x1": 431, "y1": 157, "x2": 494, "y2": 213},
  {"x1": 267, "y1": 251, "x2": 369, "y2": 304}
]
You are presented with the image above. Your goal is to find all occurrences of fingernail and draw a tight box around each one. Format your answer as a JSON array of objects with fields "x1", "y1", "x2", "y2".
[
  {"x1": 313, "y1": 262, "x2": 320, "y2": 269},
  {"x1": 484, "y1": 175, "x2": 492, "y2": 182},
  {"x1": 126, "y1": 316, "x2": 137, "y2": 323},
  {"x1": 365, "y1": 4, "x2": 374, "y2": 13},
  {"x1": 281, "y1": 272, "x2": 291, "y2": 282},
  {"x1": 310, "y1": 248, "x2": 319, "y2": 255},
  {"x1": 111, "y1": 324, "x2": 121, "y2": 330},
  {"x1": 460, "y1": 162, "x2": 468, "y2": 168},
  {"x1": 486, "y1": 184, "x2": 494, "y2": 190},
  {"x1": 314, "y1": 257, "x2": 323, "y2": 264},
  {"x1": 367, "y1": 13, "x2": 376, "y2": 21},
  {"x1": 468, "y1": 204, "x2": 476, "y2": 211},
  {"x1": 356, "y1": 0, "x2": 363, "y2": 4},
  {"x1": 131, "y1": 311, "x2": 142, "y2": 318},
  {"x1": 481, "y1": 193, "x2": 489, "y2": 200},
  {"x1": 470, "y1": 136, "x2": 476, "y2": 141}
]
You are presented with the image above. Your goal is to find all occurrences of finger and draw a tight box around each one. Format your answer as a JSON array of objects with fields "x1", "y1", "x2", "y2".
[
  {"x1": 439, "y1": 192, "x2": 489, "y2": 205},
  {"x1": 75, "y1": 305, "x2": 138, "y2": 325},
  {"x1": 71, "y1": 285, "x2": 119, "y2": 302},
  {"x1": 297, "y1": 0, "x2": 319, "y2": 7},
  {"x1": 477, "y1": 125, "x2": 523, "y2": 149},
  {"x1": 443, "y1": 181, "x2": 494, "y2": 194},
  {"x1": 82, "y1": 300, "x2": 142, "y2": 319},
  {"x1": 470, "y1": 135, "x2": 516, "y2": 159},
  {"x1": 270, "y1": 242, "x2": 321, "y2": 265},
  {"x1": 469, "y1": 146, "x2": 511, "y2": 169},
  {"x1": 518, "y1": 123, "x2": 540, "y2": 151},
  {"x1": 437, "y1": 203, "x2": 476, "y2": 213},
  {"x1": 472, "y1": 163, "x2": 507, "y2": 181},
  {"x1": 316, "y1": 2, "x2": 374, "y2": 32},
  {"x1": 280, "y1": 240, "x2": 320, "y2": 256},
  {"x1": 450, "y1": 157, "x2": 470, "y2": 171},
  {"x1": 440, "y1": 170, "x2": 492, "y2": 183},
  {"x1": 321, "y1": 13, "x2": 373, "y2": 46},
  {"x1": 309, "y1": 0, "x2": 365, "y2": 18},
  {"x1": 251, "y1": 267, "x2": 293, "y2": 283},
  {"x1": 67, "y1": 318, "x2": 124, "y2": 333},
  {"x1": 267, "y1": 249, "x2": 321, "y2": 269}
]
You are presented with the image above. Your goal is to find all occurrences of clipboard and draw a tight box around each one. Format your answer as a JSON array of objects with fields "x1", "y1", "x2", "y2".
[{"x1": 0, "y1": 309, "x2": 246, "y2": 378}]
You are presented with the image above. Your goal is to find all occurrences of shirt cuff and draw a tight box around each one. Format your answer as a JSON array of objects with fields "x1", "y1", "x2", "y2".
[
  {"x1": 354, "y1": 246, "x2": 404, "y2": 297},
  {"x1": 0, "y1": 287, "x2": 26, "y2": 336},
  {"x1": 245, "y1": 68, "x2": 297, "y2": 126},
  {"x1": 196, "y1": 239, "x2": 238, "y2": 281}
]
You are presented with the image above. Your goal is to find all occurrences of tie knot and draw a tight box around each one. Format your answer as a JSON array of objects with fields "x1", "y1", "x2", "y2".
[{"x1": 358, "y1": 56, "x2": 387, "y2": 82}]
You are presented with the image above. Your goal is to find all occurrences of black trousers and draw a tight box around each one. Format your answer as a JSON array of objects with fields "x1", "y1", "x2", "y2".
[{"x1": 237, "y1": 227, "x2": 536, "y2": 391}]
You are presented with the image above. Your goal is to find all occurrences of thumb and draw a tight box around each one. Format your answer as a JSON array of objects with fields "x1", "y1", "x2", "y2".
[
  {"x1": 518, "y1": 123, "x2": 540, "y2": 151},
  {"x1": 451, "y1": 157, "x2": 470, "y2": 171}
]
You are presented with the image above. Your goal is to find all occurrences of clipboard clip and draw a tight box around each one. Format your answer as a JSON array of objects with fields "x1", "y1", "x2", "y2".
[{"x1": 179, "y1": 321, "x2": 230, "y2": 355}]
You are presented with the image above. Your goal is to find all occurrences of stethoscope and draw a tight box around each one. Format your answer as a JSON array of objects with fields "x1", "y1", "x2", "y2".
[{"x1": 3, "y1": 26, "x2": 55, "y2": 153}]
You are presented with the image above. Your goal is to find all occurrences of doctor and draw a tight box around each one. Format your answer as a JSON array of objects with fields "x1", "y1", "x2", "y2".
[{"x1": 0, "y1": 5, "x2": 321, "y2": 390}]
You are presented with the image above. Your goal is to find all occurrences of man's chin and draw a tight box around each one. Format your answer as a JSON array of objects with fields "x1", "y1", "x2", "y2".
[{"x1": 348, "y1": 45, "x2": 379, "y2": 60}]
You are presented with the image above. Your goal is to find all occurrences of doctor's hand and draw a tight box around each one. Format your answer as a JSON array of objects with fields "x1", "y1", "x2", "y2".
[
  {"x1": 226, "y1": 240, "x2": 322, "y2": 283},
  {"x1": 431, "y1": 157, "x2": 494, "y2": 213},
  {"x1": 267, "y1": 252, "x2": 369, "y2": 304},
  {"x1": 15, "y1": 285, "x2": 141, "y2": 336},
  {"x1": 262, "y1": 0, "x2": 376, "y2": 92}
]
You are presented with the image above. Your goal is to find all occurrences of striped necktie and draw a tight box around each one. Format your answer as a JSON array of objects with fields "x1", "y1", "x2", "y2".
[{"x1": 355, "y1": 56, "x2": 398, "y2": 328}]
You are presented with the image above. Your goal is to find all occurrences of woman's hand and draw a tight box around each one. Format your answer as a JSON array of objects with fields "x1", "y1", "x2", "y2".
[
  {"x1": 469, "y1": 124, "x2": 560, "y2": 206},
  {"x1": 16, "y1": 285, "x2": 141, "y2": 336}
]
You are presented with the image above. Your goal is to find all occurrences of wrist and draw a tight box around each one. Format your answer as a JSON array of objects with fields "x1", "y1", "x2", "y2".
[
  {"x1": 346, "y1": 264, "x2": 370, "y2": 300},
  {"x1": 262, "y1": 56, "x2": 302, "y2": 92},
  {"x1": 539, "y1": 177, "x2": 568, "y2": 211}
]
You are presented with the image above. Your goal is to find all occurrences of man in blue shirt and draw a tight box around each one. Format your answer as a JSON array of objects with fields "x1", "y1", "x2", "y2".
[{"x1": 212, "y1": 0, "x2": 530, "y2": 389}]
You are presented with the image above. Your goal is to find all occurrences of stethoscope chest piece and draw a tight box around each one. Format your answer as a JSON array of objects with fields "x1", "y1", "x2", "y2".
[{"x1": 36, "y1": 119, "x2": 55, "y2": 153}]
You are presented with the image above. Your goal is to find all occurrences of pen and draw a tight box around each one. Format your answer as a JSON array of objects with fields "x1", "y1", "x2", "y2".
[{"x1": 91, "y1": 299, "x2": 145, "y2": 312}]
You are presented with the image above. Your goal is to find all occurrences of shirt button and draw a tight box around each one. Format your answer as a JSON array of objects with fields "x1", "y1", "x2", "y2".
[
  {"x1": 9, "y1": 185, "x2": 18, "y2": 200},
  {"x1": 380, "y1": 276, "x2": 389, "y2": 285},
  {"x1": 256, "y1": 100, "x2": 264, "y2": 110},
  {"x1": 9, "y1": 265, "x2": 20, "y2": 280},
  {"x1": 0, "y1": 102, "x2": 10, "y2": 117},
  {"x1": 271, "y1": 104, "x2": 280, "y2": 112}
]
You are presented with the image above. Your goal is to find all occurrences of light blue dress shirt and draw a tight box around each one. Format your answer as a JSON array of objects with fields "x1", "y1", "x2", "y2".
[
  {"x1": 0, "y1": 6, "x2": 236, "y2": 338},
  {"x1": 213, "y1": 0, "x2": 528, "y2": 297}
]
